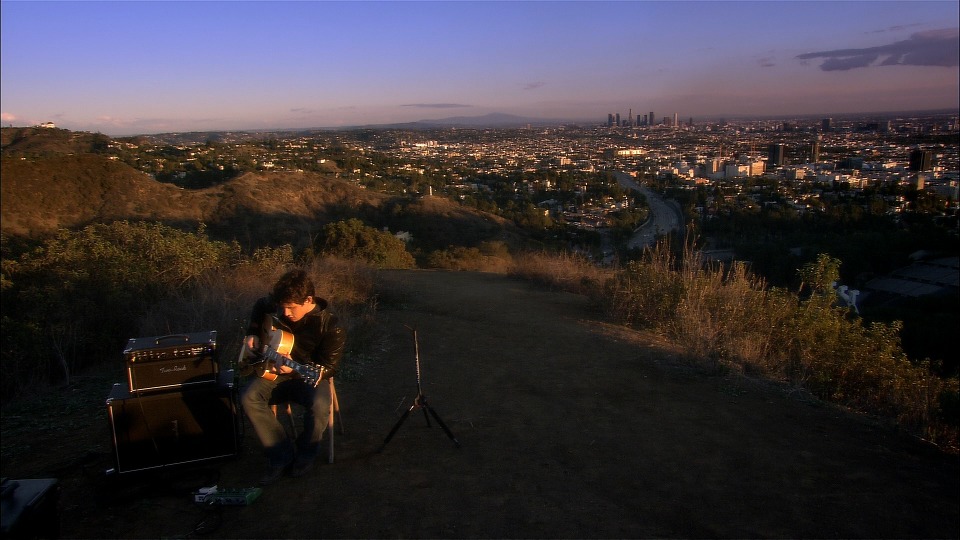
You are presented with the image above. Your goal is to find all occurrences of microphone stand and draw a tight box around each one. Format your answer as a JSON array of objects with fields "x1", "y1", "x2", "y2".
[{"x1": 378, "y1": 326, "x2": 460, "y2": 452}]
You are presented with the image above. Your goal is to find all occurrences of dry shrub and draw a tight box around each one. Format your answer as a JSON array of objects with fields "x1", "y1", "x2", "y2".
[
  {"x1": 306, "y1": 255, "x2": 376, "y2": 308},
  {"x1": 606, "y1": 241, "x2": 683, "y2": 329},
  {"x1": 423, "y1": 241, "x2": 515, "y2": 273},
  {"x1": 137, "y1": 261, "x2": 287, "y2": 366},
  {"x1": 739, "y1": 288, "x2": 799, "y2": 376},
  {"x1": 673, "y1": 260, "x2": 762, "y2": 369},
  {"x1": 511, "y1": 250, "x2": 614, "y2": 296},
  {"x1": 425, "y1": 250, "x2": 513, "y2": 273},
  {"x1": 611, "y1": 240, "x2": 781, "y2": 371}
]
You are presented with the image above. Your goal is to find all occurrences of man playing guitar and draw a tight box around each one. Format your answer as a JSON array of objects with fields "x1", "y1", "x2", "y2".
[{"x1": 239, "y1": 268, "x2": 346, "y2": 485}]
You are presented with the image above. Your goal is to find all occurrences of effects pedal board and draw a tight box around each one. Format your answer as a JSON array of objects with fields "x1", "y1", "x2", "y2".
[{"x1": 194, "y1": 485, "x2": 262, "y2": 506}]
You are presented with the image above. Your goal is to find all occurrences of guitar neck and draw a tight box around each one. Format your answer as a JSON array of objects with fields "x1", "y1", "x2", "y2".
[{"x1": 262, "y1": 348, "x2": 323, "y2": 383}]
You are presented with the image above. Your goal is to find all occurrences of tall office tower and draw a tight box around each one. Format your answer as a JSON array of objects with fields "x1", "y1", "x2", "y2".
[
  {"x1": 909, "y1": 149, "x2": 933, "y2": 171},
  {"x1": 649, "y1": 111, "x2": 655, "y2": 126},
  {"x1": 768, "y1": 143, "x2": 785, "y2": 167},
  {"x1": 704, "y1": 158, "x2": 722, "y2": 174},
  {"x1": 822, "y1": 118, "x2": 832, "y2": 132},
  {"x1": 811, "y1": 139, "x2": 820, "y2": 163},
  {"x1": 642, "y1": 114, "x2": 648, "y2": 126},
  {"x1": 628, "y1": 109, "x2": 632, "y2": 126},
  {"x1": 637, "y1": 115, "x2": 642, "y2": 126},
  {"x1": 615, "y1": 113, "x2": 621, "y2": 126},
  {"x1": 608, "y1": 114, "x2": 614, "y2": 127},
  {"x1": 673, "y1": 113, "x2": 679, "y2": 128}
]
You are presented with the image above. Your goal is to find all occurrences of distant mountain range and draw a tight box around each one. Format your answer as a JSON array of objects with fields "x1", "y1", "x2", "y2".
[
  {"x1": 264, "y1": 108, "x2": 959, "y2": 134},
  {"x1": 381, "y1": 108, "x2": 959, "y2": 129},
  {"x1": 112, "y1": 113, "x2": 594, "y2": 145},
  {"x1": 374, "y1": 112, "x2": 590, "y2": 129}
]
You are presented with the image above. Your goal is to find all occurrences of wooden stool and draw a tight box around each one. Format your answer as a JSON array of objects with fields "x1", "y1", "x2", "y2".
[{"x1": 327, "y1": 377, "x2": 343, "y2": 463}]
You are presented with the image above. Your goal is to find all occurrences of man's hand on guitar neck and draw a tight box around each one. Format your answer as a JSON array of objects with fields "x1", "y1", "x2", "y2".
[
  {"x1": 272, "y1": 351, "x2": 295, "y2": 375},
  {"x1": 242, "y1": 334, "x2": 295, "y2": 375}
]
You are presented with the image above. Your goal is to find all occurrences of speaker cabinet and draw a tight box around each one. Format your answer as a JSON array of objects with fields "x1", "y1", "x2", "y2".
[{"x1": 106, "y1": 371, "x2": 238, "y2": 474}]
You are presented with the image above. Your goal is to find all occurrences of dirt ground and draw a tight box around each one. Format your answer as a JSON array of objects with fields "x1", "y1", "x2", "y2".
[{"x1": 3, "y1": 269, "x2": 959, "y2": 539}]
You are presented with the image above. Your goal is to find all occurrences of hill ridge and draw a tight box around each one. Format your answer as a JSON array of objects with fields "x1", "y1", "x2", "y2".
[{"x1": 1, "y1": 127, "x2": 522, "y2": 251}]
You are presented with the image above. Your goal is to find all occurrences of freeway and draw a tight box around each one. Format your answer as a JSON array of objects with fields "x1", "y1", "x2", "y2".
[{"x1": 614, "y1": 171, "x2": 684, "y2": 249}]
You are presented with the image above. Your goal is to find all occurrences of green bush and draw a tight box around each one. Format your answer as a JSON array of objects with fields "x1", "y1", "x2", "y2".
[
  {"x1": 317, "y1": 218, "x2": 415, "y2": 269},
  {"x1": 1, "y1": 221, "x2": 239, "y2": 400}
]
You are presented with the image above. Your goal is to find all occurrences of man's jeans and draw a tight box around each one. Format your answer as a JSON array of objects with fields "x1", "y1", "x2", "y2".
[{"x1": 241, "y1": 376, "x2": 332, "y2": 466}]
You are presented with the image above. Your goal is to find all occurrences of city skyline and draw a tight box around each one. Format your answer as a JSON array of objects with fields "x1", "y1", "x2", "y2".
[{"x1": 1, "y1": 1, "x2": 958, "y2": 137}]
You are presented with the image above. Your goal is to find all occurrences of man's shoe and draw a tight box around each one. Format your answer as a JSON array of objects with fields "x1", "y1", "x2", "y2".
[
  {"x1": 290, "y1": 458, "x2": 316, "y2": 478},
  {"x1": 258, "y1": 464, "x2": 288, "y2": 486}
]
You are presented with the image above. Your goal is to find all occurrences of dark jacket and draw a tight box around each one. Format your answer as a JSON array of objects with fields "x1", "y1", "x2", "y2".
[{"x1": 246, "y1": 296, "x2": 346, "y2": 379}]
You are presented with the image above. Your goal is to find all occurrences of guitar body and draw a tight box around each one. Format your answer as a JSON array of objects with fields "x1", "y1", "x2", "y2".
[
  {"x1": 247, "y1": 314, "x2": 325, "y2": 386},
  {"x1": 259, "y1": 319, "x2": 295, "y2": 381},
  {"x1": 268, "y1": 323, "x2": 295, "y2": 357}
]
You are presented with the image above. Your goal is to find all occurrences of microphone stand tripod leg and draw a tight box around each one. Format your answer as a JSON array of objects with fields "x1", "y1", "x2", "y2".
[
  {"x1": 378, "y1": 402, "x2": 415, "y2": 453},
  {"x1": 377, "y1": 393, "x2": 461, "y2": 452},
  {"x1": 422, "y1": 398, "x2": 460, "y2": 448}
]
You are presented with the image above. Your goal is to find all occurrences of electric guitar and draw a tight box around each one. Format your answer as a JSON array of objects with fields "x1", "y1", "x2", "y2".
[{"x1": 242, "y1": 315, "x2": 325, "y2": 387}]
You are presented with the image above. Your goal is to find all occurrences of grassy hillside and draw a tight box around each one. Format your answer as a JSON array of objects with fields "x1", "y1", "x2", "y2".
[
  {"x1": 1, "y1": 154, "x2": 185, "y2": 235},
  {"x1": 1, "y1": 127, "x2": 524, "y2": 252},
  {"x1": 1, "y1": 126, "x2": 111, "y2": 156}
]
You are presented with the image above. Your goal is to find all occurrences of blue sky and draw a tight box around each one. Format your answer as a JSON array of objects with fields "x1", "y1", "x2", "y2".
[{"x1": 2, "y1": 1, "x2": 958, "y2": 136}]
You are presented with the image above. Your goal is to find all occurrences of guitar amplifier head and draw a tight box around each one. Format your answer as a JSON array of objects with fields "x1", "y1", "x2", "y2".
[
  {"x1": 125, "y1": 331, "x2": 219, "y2": 393},
  {"x1": 124, "y1": 331, "x2": 217, "y2": 362}
]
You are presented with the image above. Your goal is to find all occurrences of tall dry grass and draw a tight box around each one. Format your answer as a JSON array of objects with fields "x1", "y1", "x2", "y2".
[
  {"x1": 510, "y1": 250, "x2": 616, "y2": 296},
  {"x1": 423, "y1": 242, "x2": 515, "y2": 273}
]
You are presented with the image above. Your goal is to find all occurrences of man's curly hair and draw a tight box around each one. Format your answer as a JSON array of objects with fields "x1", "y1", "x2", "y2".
[{"x1": 271, "y1": 268, "x2": 316, "y2": 304}]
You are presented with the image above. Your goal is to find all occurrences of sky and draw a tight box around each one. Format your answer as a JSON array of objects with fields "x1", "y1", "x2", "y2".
[{"x1": 1, "y1": 1, "x2": 958, "y2": 136}]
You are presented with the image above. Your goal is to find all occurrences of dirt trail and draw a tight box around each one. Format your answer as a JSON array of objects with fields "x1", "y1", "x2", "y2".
[{"x1": 9, "y1": 270, "x2": 960, "y2": 538}]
